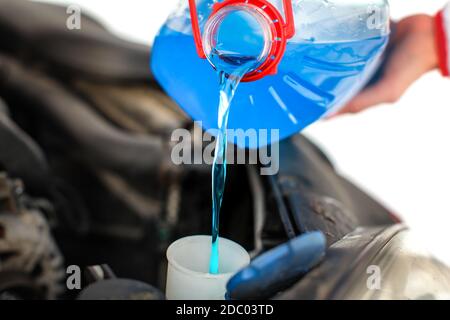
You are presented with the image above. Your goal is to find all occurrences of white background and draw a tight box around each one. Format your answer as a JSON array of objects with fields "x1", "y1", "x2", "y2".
[{"x1": 38, "y1": 0, "x2": 450, "y2": 265}]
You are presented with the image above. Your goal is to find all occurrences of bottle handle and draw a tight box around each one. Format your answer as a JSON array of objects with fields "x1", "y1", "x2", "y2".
[
  {"x1": 188, "y1": 0, "x2": 295, "y2": 59},
  {"x1": 188, "y1": 0, "x2": 207, "y2": 58}
]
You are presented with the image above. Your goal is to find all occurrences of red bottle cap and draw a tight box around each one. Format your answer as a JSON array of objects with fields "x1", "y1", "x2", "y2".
[{"x1": 188, "y1": 0, "x2": 296, "y2": 82}]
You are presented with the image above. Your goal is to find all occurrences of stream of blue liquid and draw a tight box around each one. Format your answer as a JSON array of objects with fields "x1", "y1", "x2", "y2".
[{"x1": 209, "y1": 53, "x2": 259, "y2": 274}]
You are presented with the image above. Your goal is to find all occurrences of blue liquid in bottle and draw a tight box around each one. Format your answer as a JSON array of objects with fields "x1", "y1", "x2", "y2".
[{"x1": 153, "y1": 32, "x2": 387, "y2": 148}]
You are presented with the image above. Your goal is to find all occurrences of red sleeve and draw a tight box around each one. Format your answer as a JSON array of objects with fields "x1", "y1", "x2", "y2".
[{"x1": 435, "y1": 4, "x2": 450, "y2": 76}]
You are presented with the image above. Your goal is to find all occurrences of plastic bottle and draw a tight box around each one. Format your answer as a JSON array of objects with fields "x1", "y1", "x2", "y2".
[{"x1": 152, "y1": 0, "x2": 390, "y2": 148}]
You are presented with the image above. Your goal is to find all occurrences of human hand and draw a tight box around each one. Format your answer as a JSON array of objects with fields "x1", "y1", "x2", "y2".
[{"x1": 329, "y1": 15, "x2": 439, "y2": 117}]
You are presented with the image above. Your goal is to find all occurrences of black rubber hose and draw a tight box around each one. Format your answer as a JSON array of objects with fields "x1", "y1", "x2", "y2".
[
  {"x1": 0, "y1": 97, "x2": 91, "y2": 234},
  {"x1": 0, "y1": 97, "x2": 51, "y2": 191},
  {"x1": 0, "y1": 55, "x2": 166, "y2": 176},
  {"x1": 0, "y1": 0, "x2": 153, "y2": 82}
]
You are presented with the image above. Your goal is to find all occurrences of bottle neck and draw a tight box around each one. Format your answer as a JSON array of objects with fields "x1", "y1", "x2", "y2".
[{"x1": 202, "y1": 4, "x2": 273, "y2": 75}]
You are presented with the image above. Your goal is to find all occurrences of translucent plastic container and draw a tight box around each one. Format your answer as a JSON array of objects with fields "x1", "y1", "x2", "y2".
[
  {"x1": 152, "y1": 0, "x2": 390, "y2": 148},
  {"x1": 165, "y1": 235, "x2": 250, "y2": 300}
]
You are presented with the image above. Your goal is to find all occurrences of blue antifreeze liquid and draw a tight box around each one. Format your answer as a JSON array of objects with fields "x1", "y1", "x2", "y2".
[
  {"x1": 209, "y1": 56, "x2": 259, "y2": 274},
  {"x1": 152, "y1": 29, "x2": 388, "y2": 148}
]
